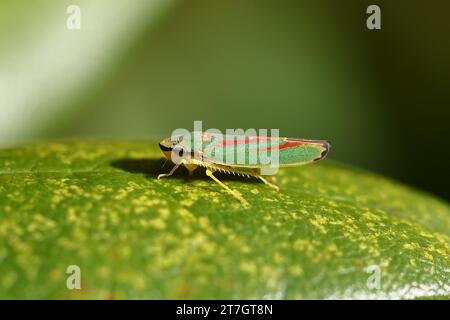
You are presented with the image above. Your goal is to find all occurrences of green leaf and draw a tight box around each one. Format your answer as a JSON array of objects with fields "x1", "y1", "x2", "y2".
[{"x1": 0, "y1": 141, "x2": 448, "y2": 299}]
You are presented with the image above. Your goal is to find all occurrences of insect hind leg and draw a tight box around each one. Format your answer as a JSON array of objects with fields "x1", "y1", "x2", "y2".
[
  {"x1": 257, "y1": 175, "x2": 279, "y2": 192},
  {"x1": 205, "y1": 169, "x2": 248, "y2": 206}
]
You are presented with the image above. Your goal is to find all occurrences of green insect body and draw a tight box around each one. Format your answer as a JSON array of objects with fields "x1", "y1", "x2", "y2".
[{"x1": 158, "y1": 132, "x2": 330, "y2": 205}]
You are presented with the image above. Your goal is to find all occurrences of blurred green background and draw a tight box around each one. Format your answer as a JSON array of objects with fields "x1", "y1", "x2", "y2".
[{"x1": 0, "y1": 0, "x2": 449, "y2": 200}]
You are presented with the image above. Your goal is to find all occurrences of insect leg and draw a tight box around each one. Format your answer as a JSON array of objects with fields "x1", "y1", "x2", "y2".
[
  {"x1": 257, "y1": 175, "x2": 279, "y2": 191},
  {"x1": 157, "y1": 162, "x2": 183, "y2": 179},
  {"x1": 205, "y1": 169, "x2": 248, "y2": 205}
]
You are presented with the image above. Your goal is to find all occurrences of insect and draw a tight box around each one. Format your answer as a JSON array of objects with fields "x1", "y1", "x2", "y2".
[{"x1": 158, "y1": 132, "x2": 330, "y2": 205}]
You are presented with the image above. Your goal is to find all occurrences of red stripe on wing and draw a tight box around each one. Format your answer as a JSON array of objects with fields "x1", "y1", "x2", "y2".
[
  {"x1": 259, "y1": 138, "x2": 304, "y2": 151},
  {"x1": 215, "y1": 136, "x2": 276, "y2": 147}
]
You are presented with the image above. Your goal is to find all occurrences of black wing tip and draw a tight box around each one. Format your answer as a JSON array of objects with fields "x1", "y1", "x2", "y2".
[{"x1": 314, "y1": 140, "x2": 331, "y2": 161}]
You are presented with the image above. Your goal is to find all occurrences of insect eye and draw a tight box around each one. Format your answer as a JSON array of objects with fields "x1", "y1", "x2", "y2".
[{"x1": 173, "y1": 146, "x2": 184, "y2": 158}]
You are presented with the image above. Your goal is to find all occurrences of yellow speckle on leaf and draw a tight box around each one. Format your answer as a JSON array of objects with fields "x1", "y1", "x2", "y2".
[
  {"x1": 289, "y1": 265, "x2": 303, "y2": 277},
  {"x1": 309, "y1": 215, "x2": 328, "y2": 234},
  {"x1": 240, "y1": 261, "x2": 257, "y2": 274},
  {"x1": 97, "y1": 266, "x2": 111, "y2": 278},
  {"x1": 2, "y1": 271, "x2": 17, "y2": 289},
  {"x1": 422, "y1": 251, "x2": 434, "y2": 261},
  {"x1": 180, "y1": 198, "x2": 195, "y2": 207},
  {"x1": 327, "y1": 243, "x2": 338, "y2": 252},
  {"x1": 148, "y1": 218, "x2": 166, "y2": 230},
  {"x1": 158, "y1": 208, "x2": 170, "y2": 218}
]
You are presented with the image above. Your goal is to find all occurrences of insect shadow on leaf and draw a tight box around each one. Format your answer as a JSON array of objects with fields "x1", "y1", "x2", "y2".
[
  {"x1": 110, "y1": 158, "x2": 259, "y2": 183},
  {"x1": 111, "y1": 158, "x2": 166, "y2": 178}
]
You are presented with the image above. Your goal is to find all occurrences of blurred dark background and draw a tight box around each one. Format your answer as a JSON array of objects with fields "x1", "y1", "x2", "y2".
[{"x1": 0, "y1": 0, "x2": 449, "y2": 200}]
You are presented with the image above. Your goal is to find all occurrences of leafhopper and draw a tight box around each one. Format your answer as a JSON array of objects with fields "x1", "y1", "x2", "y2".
[{"x1": 158, "y1": 132, "x2": 330, "y2": 205}]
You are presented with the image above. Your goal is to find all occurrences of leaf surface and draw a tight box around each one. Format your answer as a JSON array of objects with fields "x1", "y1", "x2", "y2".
[{"x1": 0, "y1": 141, "x2": 448, "y2": 299}]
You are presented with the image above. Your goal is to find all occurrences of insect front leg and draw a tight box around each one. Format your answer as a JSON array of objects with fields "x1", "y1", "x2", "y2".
[
  {"x1": 257, "y1": 175, "x2": 280, "y2": 192},
  {"x1": 205, "y1": 169, "x2": 248, "y2": 206},
  {"x1": 157, "y1": 161, "x2": 184, "y2": 179}
]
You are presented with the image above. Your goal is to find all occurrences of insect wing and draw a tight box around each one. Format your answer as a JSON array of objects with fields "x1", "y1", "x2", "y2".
[{"x1": 277, "y1": 138, "x2": 330, "y2": 166}]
